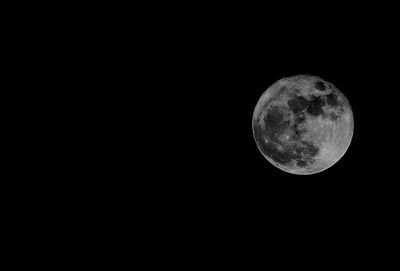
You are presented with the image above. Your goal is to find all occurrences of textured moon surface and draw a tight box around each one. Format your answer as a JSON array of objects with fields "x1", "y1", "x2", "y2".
[{"x1": 252, "y1": 75, "x2": 353, "y2": 175}]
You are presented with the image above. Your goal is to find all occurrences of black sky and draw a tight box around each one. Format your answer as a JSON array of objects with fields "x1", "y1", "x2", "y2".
[
  {"x1": 139, "y1": 4, "x2": 400, "y2": 237},
  {"x1": 156, "y1": 6, "x2": 400, "y2": 213}
]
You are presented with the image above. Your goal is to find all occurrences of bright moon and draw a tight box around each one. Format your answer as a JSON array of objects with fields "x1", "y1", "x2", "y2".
[{"x1": 252, "y1": 75, "x2": 354, "y2": 175}]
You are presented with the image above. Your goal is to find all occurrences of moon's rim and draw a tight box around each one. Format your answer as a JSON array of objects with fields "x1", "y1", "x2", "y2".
[{"x1": 252, "y1": 75, "x2": 354, "y2": 175}]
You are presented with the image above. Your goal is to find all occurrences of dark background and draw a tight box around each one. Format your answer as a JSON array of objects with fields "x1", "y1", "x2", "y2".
[
  {"x1": 143, "y1": 6, "x2": 400, "y2": 254},
  {"x1": 150, "y1": 4, "x2": 399, "y2": 225},
  {"x1": 3, "y1": 2, "x2": 397, "y2": 262},
  {"x1": 98, "y1": 3, "x2": 400, "y2": 261}
]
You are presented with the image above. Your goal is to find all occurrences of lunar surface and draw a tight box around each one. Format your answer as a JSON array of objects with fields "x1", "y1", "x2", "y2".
[{"x1": 252, "y1": 75, "x2": 353, "y2": 175}]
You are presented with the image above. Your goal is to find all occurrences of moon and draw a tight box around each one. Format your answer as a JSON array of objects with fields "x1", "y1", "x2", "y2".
[{"x1": 252, "y1": 75, "x2": 354, "y2": 175}]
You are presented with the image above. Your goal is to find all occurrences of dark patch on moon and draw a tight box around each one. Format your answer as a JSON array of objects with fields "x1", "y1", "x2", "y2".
[
  {"x1": 287, "y1": 95, "x2": 308, "y2": 113},
  {"x1": 314, "y1": 81, "x2": 326, "y2": 91},
  {"x1": 296, "y1": 160, "x2": 307, "y2": 167},
  {"x1": 329, "y1": 112, "x2": 339, "y2": 121},
  {"x1": 326, "y1": 93, "x2": 338, "y2": 107},
  {"x1": 306, "y1": 95, "x2": 325, "y2": 116}
]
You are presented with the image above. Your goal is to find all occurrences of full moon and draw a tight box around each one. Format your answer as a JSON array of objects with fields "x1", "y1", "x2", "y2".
[{"x1": 252, "y1": 75, "x2": 354, "y2": 175}]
